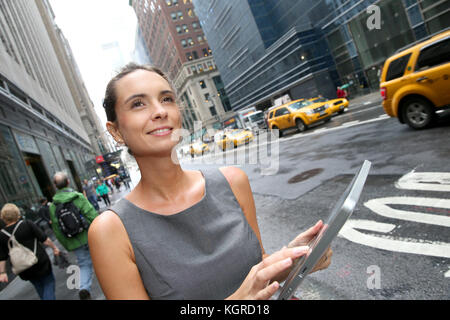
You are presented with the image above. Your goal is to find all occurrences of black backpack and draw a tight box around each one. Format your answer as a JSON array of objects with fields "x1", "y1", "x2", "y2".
[{"x1": 55, "y1": 201, "x2": 89, "y2": 238}]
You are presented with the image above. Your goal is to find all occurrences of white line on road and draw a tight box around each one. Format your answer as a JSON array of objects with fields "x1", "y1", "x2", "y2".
[
  {"x1": 339, "y1": 219, "x2": 450, "y2": 258},
  {"x1": 342, "y1": 120, "x2": 360, "y2": 126},
  {"x1": 396, "y1": 170, "x2": 450, "y2": 192},
  {"x1": 364, "y1": 197, "x2": 450, "y2": 227}
]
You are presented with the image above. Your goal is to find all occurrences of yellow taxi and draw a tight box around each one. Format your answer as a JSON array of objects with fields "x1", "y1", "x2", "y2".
[
  {"x1": 267, "y1": 99, "x2": 333, "y2": 136},
  {"x1": 380, "y1": 29, "x2": 450, "y2": 129},
  {"x1": 216, "y1": 129, "x2": 254, "y2": 151},
  {"x1": 189, "y1": 141, "x2": 209, "y2": 157},
  {"x1": 309, "y1": 96, "x2": 349, "y2": 115}
]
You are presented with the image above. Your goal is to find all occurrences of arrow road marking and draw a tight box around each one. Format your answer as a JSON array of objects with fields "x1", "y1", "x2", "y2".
[
  {"x1": 396, "y1": 170, "x2": 450, "y2": 192},
  {"x1": 339, "y1": 219, "x2": 450, "y2": 258}
]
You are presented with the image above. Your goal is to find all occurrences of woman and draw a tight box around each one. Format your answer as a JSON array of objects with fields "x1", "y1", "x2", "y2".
[
  {"x1": 0, "y1": 203, "x2": 60, "y2": 300},
  {"x1": 88, "y1": 63, "x2": 333, "y2": 300},
  {"x1": 96, "y1": 180, "x2": 111, "y2": 206}
]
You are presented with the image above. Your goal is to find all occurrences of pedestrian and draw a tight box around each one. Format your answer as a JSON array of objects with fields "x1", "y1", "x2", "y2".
[
  {"x1": 114, "y1": 176, "x2": 121, "y2": 192},
  {"x1": 37, "y1": 198, "x2": 51, "y2": 226},
  {"x1": 83, "y1": 179, "x2": 100, "y2": 211},
  {"x1": 106, "y1": 179, "x2": 114, "y2": 194},
  {"x1": 87, "y1": 63, "x2": 333, "y2": 300},
  {"x1": 49, "y1": 172, "x2": 98, "y2": 300},
  {"x1": 337, "y1": 86, "x2": 346, "y2": 99},
  {"x1": 0, "y1": 203, "x2": 60, "y2": 300},
  {"x1": 96, "y1": 180, "x2": 111, "y2": 206}
]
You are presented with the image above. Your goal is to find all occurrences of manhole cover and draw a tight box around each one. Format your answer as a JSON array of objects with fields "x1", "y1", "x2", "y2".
[{"x1": 288, "y1": 168, "x2": 324, "y2": 184}]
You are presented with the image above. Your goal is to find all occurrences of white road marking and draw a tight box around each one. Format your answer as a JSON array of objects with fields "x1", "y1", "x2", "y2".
[
  {"x1": 396, "y1": 170, "x2": 450, "y2": 192},
  {"x1": 339, "y1": 219, "x2": 450, "y2": 258},
  {"x1": 445, "y1": 268, "x2": 450, "y2": 278},
  {"x1": 364, "y1": 197, "x2": 450, "y2": 227},
  {"x1": 342, "y1": 120, "x2": 360, "y2": 126}
]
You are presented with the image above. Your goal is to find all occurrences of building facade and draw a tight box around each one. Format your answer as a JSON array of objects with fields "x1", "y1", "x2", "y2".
[
  {"x1": 193, "y1": 0, "x2": 450, "y2": 111},
  {"x1": 0, "y1": 0, "x2": 103, "y2": 209}
]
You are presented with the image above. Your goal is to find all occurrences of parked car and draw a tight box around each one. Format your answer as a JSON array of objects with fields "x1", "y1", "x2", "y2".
[
  {"x1": 309, "y1": 97, "x2": 349, "y2": 115},
  {"x1": 380, "y1": 29, "x2": 450, "y2": 129},
  {"x1": 216, "y1": 129, "x2": 254, "y2": 151},
  {"x1": 267, "y1": 99, "x2": 333, "y2": 137}
]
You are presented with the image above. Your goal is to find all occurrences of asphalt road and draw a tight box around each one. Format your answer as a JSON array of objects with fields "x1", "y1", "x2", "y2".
[{"x1": 182, "y1": 100, "x2": 450, "y2": 299}]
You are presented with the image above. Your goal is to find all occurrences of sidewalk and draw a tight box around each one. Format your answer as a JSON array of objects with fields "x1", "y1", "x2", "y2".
[
  {"x1": 347, "y1": 91, "x2": 382, "y2": 108},
  {"x1": 0, "y1": 186, "x2": 131, "y2": 300}
]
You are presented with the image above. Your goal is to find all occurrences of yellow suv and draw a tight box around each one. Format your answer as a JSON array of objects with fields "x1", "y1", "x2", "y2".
[
  {"x1": 268, "y1": 99, "x2": 333, "y2": 137},
  {"x1": 380, "y1": 29, "x2": 450, "y2": 129}
]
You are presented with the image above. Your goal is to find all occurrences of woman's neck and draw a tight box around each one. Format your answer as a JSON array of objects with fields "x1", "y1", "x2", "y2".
[{"x1": 133, "y1": 155, "x2": 188, "y2": 201}]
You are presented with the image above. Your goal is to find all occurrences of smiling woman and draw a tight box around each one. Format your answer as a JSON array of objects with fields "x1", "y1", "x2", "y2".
[{"x1": 87, "y1": 63, "x2": 333, "y2": 300}]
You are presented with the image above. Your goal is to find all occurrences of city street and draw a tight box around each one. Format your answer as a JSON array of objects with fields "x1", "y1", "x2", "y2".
[
  {"x1": 1, "y1": 96, "x2": 449, "y2": 300},
  {"x1": 182, "y1": 97, "x2": 450, "y2": 299}
]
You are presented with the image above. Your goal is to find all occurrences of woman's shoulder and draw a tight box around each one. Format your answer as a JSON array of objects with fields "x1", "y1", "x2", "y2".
[
  {"x1": 218, "y1": 166, "x2": 249, "y2": 189},
  {"x1": 89, "y1": 210, "x2": 125, "y2": 240}
]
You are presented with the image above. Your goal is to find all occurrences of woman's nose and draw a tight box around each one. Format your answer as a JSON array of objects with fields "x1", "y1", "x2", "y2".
[{"x1": 151, "y1": 102, "x2": 168, "y2": 120}]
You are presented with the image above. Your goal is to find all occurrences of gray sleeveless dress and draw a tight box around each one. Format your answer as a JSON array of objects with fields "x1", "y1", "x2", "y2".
[{"x1": 109, "y1": 168, "x2": 262, "y2": 299}]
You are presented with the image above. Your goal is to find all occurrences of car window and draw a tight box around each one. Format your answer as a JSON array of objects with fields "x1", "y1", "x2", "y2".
[
  {"x1": 385, "y1": 53, "x2": 411, "y2": 81},
  {"x1": 416, "y1": 37, "x2": 450, "y2": 71},
  {"x1": 269, "y1": 111, "x2": 274, "y2": 119},
  {"x1": 275, "y1": 107, "x2": 289, "y2": 117}
]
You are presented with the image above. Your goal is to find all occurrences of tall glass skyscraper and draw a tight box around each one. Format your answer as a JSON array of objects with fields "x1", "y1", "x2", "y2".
[{"x1": 193, "y1": 0, "x2": 450, "y2": 111}]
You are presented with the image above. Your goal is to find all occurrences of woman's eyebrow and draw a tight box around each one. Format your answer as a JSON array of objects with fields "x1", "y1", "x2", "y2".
[
  {"x1": 160, "y1": 90, "x2": 175, "y2": 96},
  {"x1": 124, "y1": 93, "x2": 147, "y2": 104}
]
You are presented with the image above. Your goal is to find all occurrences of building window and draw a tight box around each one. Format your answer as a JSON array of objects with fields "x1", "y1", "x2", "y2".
[
  {"x1": 202, "y1": 48, "x2": 209, "y2": 57},
  {"x1": 209, "y1": 106, "x2": 217, "y2": 117},
  {"x1": 182, "y1": 24, "x2": 188, "y2": 33},
  {"x1": 207, "y1": 61, "x2": 213, "y2": 70},
  {"x1": 171, "y1": 12, "x2": 177, "y2": 20},
  {"x1": 187, "y1": 37, "x2": 194, "y2": 46},
  {"x1": 197, "y1": 64, "x2": 204, "y2": 72},
  {"x1": 197, "y1": 35, "x2": 204, "y2": 43},
  {"x1": 191, "y1": 65, "x2": 197, "y2": 74},
  {"x1": 186, "y1": 52, "x2": 193, "y2": 61},
  {"x1": 173, "y1": 0, "x2": 178, "y2": 5},
  {"x1": 183, "y1": 0, "x2": 192, "y2": 4},
  {"x1": 204, "y1": 93, "x2": 210, "y2": 102},
  {"x1": 181, "y1": 39, "x2": 187, "y2": 47},
  {"x1": 192, "y1": 21, "x2": 200, "y2": 29},
  {"x1": 199, "y1": 80, "x2": 207, "y2": 89},
  {"x1": 166, "y1": 0, "x2": 172, "y2": 6},
  {"x1": 177, "y1": 11, "x2": 183, "y2": 20},
  {"x1": 187, "y1": 8, "x2": 195, "y2": 18},
  {"x1": 176, "y1": 25, "x2": 182, "y2": 34},
  {"x1": 192, "y1": 50, "x2": 198, "y2": 59}
]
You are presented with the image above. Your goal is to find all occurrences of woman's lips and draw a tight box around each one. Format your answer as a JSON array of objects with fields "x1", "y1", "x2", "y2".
[{"x1": 148, "y1": 127, "x2": 173, "y2": 136}]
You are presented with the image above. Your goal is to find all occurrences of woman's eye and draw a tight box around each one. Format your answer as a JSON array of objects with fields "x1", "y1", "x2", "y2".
[
  {"x1": 162, "y1": 96, "x2": 174, "y2": 103},
  {"x1": 132, "y1": 100, "x2": 144, "y2": 108}
]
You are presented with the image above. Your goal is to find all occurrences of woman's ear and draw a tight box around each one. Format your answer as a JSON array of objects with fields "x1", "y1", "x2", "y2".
[{"x1": 106, "y1": 121, "x2": 124, "y2": 144}]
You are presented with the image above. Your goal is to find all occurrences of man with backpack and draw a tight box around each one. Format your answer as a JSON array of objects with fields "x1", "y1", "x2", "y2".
[{"x1": 49, "y1": 172, "x2": 98, "y2": 300}]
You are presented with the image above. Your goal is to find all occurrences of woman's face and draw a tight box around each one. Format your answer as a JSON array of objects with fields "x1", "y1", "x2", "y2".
[{"x1": 107, "y1": 69, "x2": 182, "y2": 158}]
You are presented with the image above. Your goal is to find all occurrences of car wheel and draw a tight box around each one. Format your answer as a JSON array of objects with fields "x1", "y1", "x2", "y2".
[
  {"x1": 296, "y1": 119, "x2": 306, "y2": 132},
  {"x1": 402, "y1": 97, "x2": 434, "y2": 130},
  {"x1": 234, "y1": 140, "x2": 237, "y2": 148},
  {"x1": 338, "y1": 109, "x2": 345, "y2": 115}
]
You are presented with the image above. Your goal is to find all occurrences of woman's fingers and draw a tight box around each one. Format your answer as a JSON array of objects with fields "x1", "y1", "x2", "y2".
[
  {"x1": 259, "y1": 246, "x2": 309, "y2": 271},
  {"x1": 289, "y1": 220, "x2": 323, "y2": 247},
  {"x1": 255, "y1": 281, "x2": 279, "y2": 300}
]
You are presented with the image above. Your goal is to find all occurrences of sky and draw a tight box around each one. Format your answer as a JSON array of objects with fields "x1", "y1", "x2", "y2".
[{"x1": 49, "y1": 0, "x2": 138, "y2": 131}]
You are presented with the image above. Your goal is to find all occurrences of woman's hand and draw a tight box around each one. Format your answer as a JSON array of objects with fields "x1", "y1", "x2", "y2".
[
  {"x1": 53, "y1": 248, "x2": 60, "y2": 256},
  {"x1": 288, "y1": 220, "x2": 333, "y2": 273},
  {"x1": 227, "y1": 246, "x2": 310, "y2": 300},
  {"x1": 0, "y1": 273, "x2": 8, "y2": 283}
]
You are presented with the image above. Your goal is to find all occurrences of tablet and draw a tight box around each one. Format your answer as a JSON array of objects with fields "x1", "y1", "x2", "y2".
[{"x1": 276, "y1": 160, "x2": 371, "y2": 300}]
